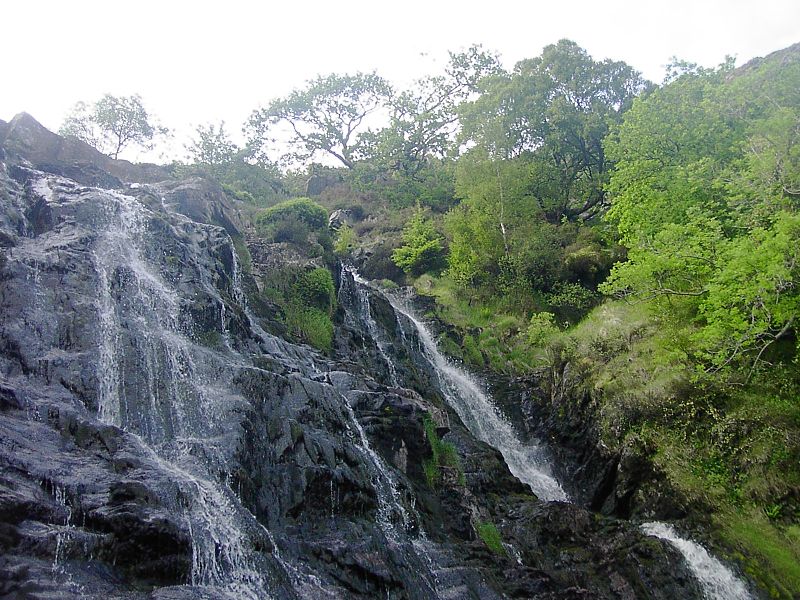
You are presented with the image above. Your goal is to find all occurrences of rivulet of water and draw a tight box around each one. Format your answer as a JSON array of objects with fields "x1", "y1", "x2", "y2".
[
  {"x1": 345, "y1": 269, "x2": 567, "y2": 502},
  {"x1": 641, "y1": 522, "x2": 752, "y2": 600}
]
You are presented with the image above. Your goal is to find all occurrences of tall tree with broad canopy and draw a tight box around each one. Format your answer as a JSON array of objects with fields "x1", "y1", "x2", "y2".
[
  {"x1": 363, "y1": 45, "x2": 502, "y2": 179},
  {"x1": 60, "y1": 94, "x2": 168, "y2": 160},
  {"x1": 459, "y1": 39, "x2": 651, "y2": 222},
  {"x1": 246, "y1": 72, "x2": 392, "y2": 169}
]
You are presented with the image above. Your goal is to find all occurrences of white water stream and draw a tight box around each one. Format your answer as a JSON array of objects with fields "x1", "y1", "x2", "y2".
[
  {"x1": 87, "y1": 182, "x2": 280, "y2": 598},
  {"x1": 347, "y1": 269, "x2": 567, "y2": 502},
  {"x1": 641, "y1": 522, "x2": 752, "y2": 599},
  {"x1": 347, "y1": 268, "x2": 755, "y2": 598}
]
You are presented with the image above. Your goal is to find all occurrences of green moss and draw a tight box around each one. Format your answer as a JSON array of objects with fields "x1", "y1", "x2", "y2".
[
  {"x1": 439, "y1": 336, "x2": 463, "y2": 361},
  {"x1": 716, "y1": 511, "x2": 800, "y2": 599},
  {"x1": 476, "y1": 521, "x2": 506, "y2": 556},
  {"x1": 422, "y1": 414, "x2": 464, "y2": 488},
  {"x1": 462, "y1": 334, "x2": 484, "y2": 367}
]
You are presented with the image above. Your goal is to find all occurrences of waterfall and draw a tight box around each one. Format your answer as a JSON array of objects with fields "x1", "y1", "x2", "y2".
[
  {"x1": 86, "y1": 181, "x2": 286, "y2": 598},
  {"x1": 345, "y1": 269, "x2": 567, "y2": 502},
  {"x1": 347, "y1": 269, "x2": 754, "y2": 599},
  {"x1": 338, "y1": 273, "x2": 399, "y2": 386},
  {"x1": 641, "y1": 522, "x2": 752, "y2": 600}
]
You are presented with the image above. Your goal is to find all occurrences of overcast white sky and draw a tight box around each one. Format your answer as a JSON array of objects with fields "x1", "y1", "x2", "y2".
[{"x1": 3, "y1": 0, "x2": 798, "y2": 161}]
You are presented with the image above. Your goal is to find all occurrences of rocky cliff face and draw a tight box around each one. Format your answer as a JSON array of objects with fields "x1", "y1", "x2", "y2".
[{"x1": 0, "y1": 116, "x2": 714, "y2": 599}]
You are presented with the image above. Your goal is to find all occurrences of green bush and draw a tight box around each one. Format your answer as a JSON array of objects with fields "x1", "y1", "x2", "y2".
[
  {"x1": 334, "y1": 223, "x2": 356, "y2": 255},
  {"x1": 392, "y1": 209, "x2": 446, "y2": 276},
  {"x1": 527, "y1": 312, "x2": 558, "y2": 346},
  {"x1": 256, "y1": 197, "x2": 328, "y2": 231},
  {"x1": 546, "y1": 282, "x2": 597, "y2": 312},
  {"x1": 260, "y1": 214, "x2": 312, "y2": 244},
  {"x1": 295, "y1": 268, "x2": 336, "y2": 314}
]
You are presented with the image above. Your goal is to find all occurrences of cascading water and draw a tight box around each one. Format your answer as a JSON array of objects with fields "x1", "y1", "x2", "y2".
[
  {"x1": 338, "y1": 389, "x2": 413, "y2": 534},
  {"x1": 641, "y1": 522, "x2": 752, "y2": 600},
  {"x1": 84, "y1": 179, "x2": 287, "y2": 598},
  {"x1": 2, "y1": 159, "x2": 761, "y2": 599},
  {"x1": 344, "y1": 269, "x2": 567, "y2": 502},
  {"x1": 345, "y1": 268, "x2": 756, "y2": 599},
  {"x1": 338, "y1": 274, "x2": 399, "y2": 386}
]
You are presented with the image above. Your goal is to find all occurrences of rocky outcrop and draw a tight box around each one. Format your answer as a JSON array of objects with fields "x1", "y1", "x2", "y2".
[
  {"x1": 0, "y1": 118, "x2": 721, "y2": 598},
  {"x1": 483, "y1": 352, "x2": 713, "y2": 528},
  {"x1": 1, "y1": 113, "x2": 172, "y2": 187}
]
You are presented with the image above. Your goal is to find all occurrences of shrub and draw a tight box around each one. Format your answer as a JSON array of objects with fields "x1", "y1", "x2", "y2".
[
  {"x1": 527, "y1": 312, "x2": 559, "y2": 346},
  {"x1": 283, "y1": 302, "x2": 334, "y2": 351},
  {"x1": 334, "y1": 223, "x2": 356, "y2": 256},
  {"x1": 546, "y1": 282, "x2": 598, "y2": 315},
  {"x1": 295, "y1": 268, "x2": 336, "y2": 314},
  {"x1": 265, "y1": 214, "x2": 311, "y2": 245},
  {"x1": 256, "y1": 197, "x2": 328, "y2": 231},
  {"x1": 392, "y1": 210, "x2": 446, "y2": 276},
  {"x1": 255, "y1": 197, "x2": 329, "y2": 244}
]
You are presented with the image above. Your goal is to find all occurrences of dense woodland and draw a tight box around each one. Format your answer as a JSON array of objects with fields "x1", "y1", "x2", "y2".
[{"x1": 61, "y1": 40, "x2": 800, "y2": 596}]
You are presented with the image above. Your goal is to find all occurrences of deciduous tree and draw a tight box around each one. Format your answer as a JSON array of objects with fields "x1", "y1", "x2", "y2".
[
  {"x1": 60, "y1": 94, "x2": 168, "y2": 159},
  {"x1": 247, "y1": 73, "x2": 392, "y2": 169}
]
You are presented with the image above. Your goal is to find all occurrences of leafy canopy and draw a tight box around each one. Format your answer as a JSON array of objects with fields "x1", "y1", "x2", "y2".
[
  {"x1": 247, "y1": 73, "x2": 392, "y2": 169},
  {"x1": 392, "y1": 209, "x2": 446, "y2": 276},
  {"x1": 60, "y1": 94, "x2": 168, "y2": 159},
  {"x1": 602, "y1": 52, "x2": 800, "y2": 376},
  {"x1": 460, "y1": 39, "x2": 650, "y2": 222}
]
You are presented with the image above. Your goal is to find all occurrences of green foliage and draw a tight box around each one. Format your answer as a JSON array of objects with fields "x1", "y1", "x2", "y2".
[
  {"x1": 294, "y1": 268, "x2": 336, "y2": 315},
  {"x1": 186, "y1": 121, "x2": 238, "y2": 172},
  {"x1": 392, "y1": 209, "x2": 446, "y2": 276},
  {"x1": 461, "y1": 334, "x2": 484, "y2": 367},
  {"x1": 255, "y1": 198, "x2": 329, "y2": 245},
  {"x1": 603, "y1": 52, "x2": 800, "y2": 377},
  {"x1": 259, "y1": 266, "x2": 337, "y2": 352},
  {"x1": 361, "y1": 45, "x2": 500, "y2": 178},
  {"x1": 536, "y1": 294, "x2": 800, "y2": 595},
  {"x1": 422, "y1": 414, "x2": 463, "y2": 488},
  {"x1": 283, "y1": 302, "x2": 334, "y2": 351},
  {"x1": 183, "y1": 122, "x2": 284, "y2": 205},
  {"x1": 695, "y1": 212, "x2": 800, "y2": 373},
  {"x1": 60, "y1": 94, "x2": 168, "y2": 159},
  {"x1": 546, "y1": 283, "x2": 598, "y2": 317},
  {"x1": 475, "y1": 521, "x2": 506, "y2": 555},
  {"x1": 459, "y1": 39, "x2": 650, "y2": 222},
  {"x1": 257, "y1": 197, "x2": 329, "y2": 231},
  {"x1": 334, "y1": 223, "x2": 356, "y2": 256},
  {"x1": 717, "y1": 513, "x2": 800, "y2": 599},
  {"x1": 527, "y1": 312, "x2": 558, "y2": 346},
  {"x1": 247, "y1": 72, "x2": 392, "y2": 169}
]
